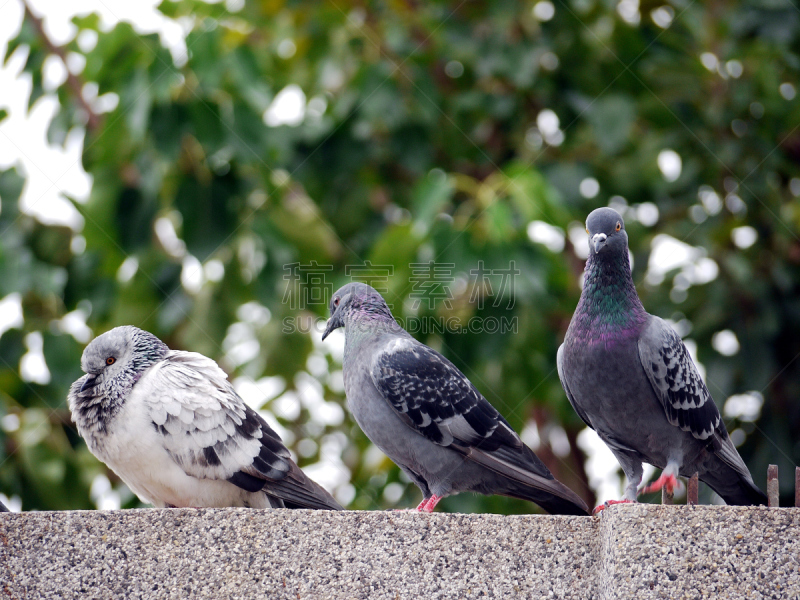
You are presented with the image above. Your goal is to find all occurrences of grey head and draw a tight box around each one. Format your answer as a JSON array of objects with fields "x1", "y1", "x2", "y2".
[
  {"x1": 586, "y1": 207, "x2": 628, "y2": 256},
  {"x1": 71, "y1": 326, "x2": 169, "y2": 424},
  {"x1": 321, "y1": 282, "x2": 396, "y2": 340}
]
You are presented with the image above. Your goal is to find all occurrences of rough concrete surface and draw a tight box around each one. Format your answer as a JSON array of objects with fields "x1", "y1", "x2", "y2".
[
  {"x1": 599, "y1": 505, "x2": 800, "y2": 600},
  {"x1": 1, "y1": 505, "x2": 798, "y2": 599}
]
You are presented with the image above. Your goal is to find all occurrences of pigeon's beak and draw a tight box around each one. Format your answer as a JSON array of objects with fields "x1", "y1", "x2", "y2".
[
  {"x1": 322, "y1": 293, "x2": 351, "y2": 340},
  {"x1": 592, "y1": 233, "x2": 608, "y2": 254},
  {"x1": 321, "y1": 319, "x2": 336, "y2": 341},
  {"x1": 321, "y1": 312, "x2": 343, "y2": 341},
  {"x1": 79, "y1": 373, "x2": 99, "y2": 394}
]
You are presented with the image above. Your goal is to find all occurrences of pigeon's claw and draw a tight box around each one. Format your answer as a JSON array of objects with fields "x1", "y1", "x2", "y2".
[
  {"x1": 639, "y1": 473, "x2": 682, "y2": 496},
  {"x1": 592, "y1": 499, "x2": 634, "y2": 515},
  {"x1": 416, "y1": 495, "x2": 442, "y2": 513}
]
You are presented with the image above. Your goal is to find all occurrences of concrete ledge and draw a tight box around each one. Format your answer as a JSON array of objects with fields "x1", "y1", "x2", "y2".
[{"x1": 2, "y1": 506, "x2": 799, "y2": 599}]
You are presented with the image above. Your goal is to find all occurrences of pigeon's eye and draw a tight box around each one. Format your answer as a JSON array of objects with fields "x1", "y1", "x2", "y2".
[
  {"x1": 106, "y1": 357, "x2": 116, "y2": 366},
  {"x1": 333, "y1": 297, "x2": 340, "y2": 308},
  {"x1": 616, "y1": 222, "x2": 621, "y2": 232},
  {"x1": 585, "y1": 227, "x2": 589, "y2": 234}
]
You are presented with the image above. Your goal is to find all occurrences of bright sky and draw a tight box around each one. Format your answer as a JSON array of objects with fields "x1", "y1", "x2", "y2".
[{"x1": 0, "y1": 0, "x2": 184, "y2": 229}]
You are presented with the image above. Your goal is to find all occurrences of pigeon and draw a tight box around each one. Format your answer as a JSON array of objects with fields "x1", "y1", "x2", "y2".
[
  {"x1": 68, "y1": 326, "x2": 342, "y2": 510},
  {"x1": 322, "y1": 282, "x2": 589, "y2": 515},
  {"x1": 558, "y1": 207, "x2": 767, "y2": 512}
]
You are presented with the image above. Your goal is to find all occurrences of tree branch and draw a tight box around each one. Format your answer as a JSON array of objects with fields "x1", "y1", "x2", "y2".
[{"x1": 22, "y1": 1, "x2": 101, "y2": 131}]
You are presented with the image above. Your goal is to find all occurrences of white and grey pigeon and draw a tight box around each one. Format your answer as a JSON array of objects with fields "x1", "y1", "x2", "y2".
[
  {"x1": 322, "y1": 282, "x2": 589, "y2": 515},
  {"x1": 558, "y1": 207, "x2": 767, "y2": 512},
  {"x1": 68, "y1": 326, "x2": 342, "y2": 510}
]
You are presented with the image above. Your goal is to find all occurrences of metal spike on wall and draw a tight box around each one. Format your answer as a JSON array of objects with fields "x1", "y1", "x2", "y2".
[
  {"x1": 767, "y1": 464, "x2": 779, "y2": 508},
  {"x1": 687, "y1": 473, "x2": 699, "y2": 506}
]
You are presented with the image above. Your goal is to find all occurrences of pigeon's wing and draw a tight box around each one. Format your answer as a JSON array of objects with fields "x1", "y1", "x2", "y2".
[
  {"x1": 140, "y1": 351, "x2": 341, "y2": 510},
  {"x1": 370, "y1": 338, "x2": 522, "y2": 452},
  {"x1": 638, "y1": 317, "x2": 762, "y2": 489},
  {"x1": 637, "y1": 317, "x2": 722, "y2": 442},
  {"x1": 556, "y1": 344, "x2": 594, "y2": 430}
]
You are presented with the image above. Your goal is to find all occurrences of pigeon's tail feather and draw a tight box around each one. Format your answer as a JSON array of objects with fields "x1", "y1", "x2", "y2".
[
  {"x1": 729, "y1": 477, "x2": 768, "y2": 506},
  {"x1": 701, "y1": 435, "x2": 767, "y2": 506},
  {"x1": 263, "y1": 463, "x2": 343, "y2": 510},
  {"x1": 706, "y1": 473, "x2": 767, "y2": 506},
  {"x1": 465, "y1": 444, "x2": 589, "y2": 516},
  {"x1": 499, "y1": 478, "x2": 590, "y2": 516},
  {"x1": 265, "y1": 494, "x2": 286, "y2": 508},
  {"x1": 501, "y1": 480, "x2": 589, "y2": 517}
]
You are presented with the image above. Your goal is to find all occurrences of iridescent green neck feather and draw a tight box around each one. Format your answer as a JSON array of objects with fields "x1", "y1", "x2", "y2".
[{"x1": 568, "y1": 247, "x2": 647, "y2": 346}]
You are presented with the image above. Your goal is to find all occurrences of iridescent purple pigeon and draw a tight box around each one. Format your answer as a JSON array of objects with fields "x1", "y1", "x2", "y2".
[{"x1": 558, "y1": 207, "x2": 767, "y2": 512}]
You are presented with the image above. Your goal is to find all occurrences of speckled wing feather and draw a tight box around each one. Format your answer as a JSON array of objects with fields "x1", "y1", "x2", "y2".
[
  {"x1": 141, "y1": 351, "x2": 341, "y2": 510},
  {"x1": 368, "y1": 338, "x2": 586, "y2": 508},
  {"x1": 638, "y1": 318, "x2": 761, "y2": 490},
  {"x1": 638, "y1": 318, "x2": 721, "y2": 442},
  {"x1": 370, "y1": 339, "x2": 521, "y2": 452}
]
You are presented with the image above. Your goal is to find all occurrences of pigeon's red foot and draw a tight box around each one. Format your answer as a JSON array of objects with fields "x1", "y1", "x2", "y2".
[
  {"x1": 417, "y1": 495, "x2": 442, "y2": 513},
  {"x1": 414, "y1": 498, "x2": 430, "y2": 511},
  {"x1": 592, "y1": 499, "x2": 634, "y2": 515},
  {"x1": 640, "y1": 473, "x2": 682, "y2": 496}
]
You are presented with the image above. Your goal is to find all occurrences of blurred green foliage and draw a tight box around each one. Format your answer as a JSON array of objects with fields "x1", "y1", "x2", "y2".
[{"x1": 1, "y1": 0, "x2": 799, "y2": 513}]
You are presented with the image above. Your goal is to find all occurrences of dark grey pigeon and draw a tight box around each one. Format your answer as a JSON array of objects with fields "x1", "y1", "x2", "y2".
[
  {"x1": 322, "y1": 282, "x2": 589, "y2": 515},
  {"x1": 68, "y1": 326, "x2": 342, "y2": 510},
  {"x1": 558, "y1": 207, "x2": 767, "y2": 512}
]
